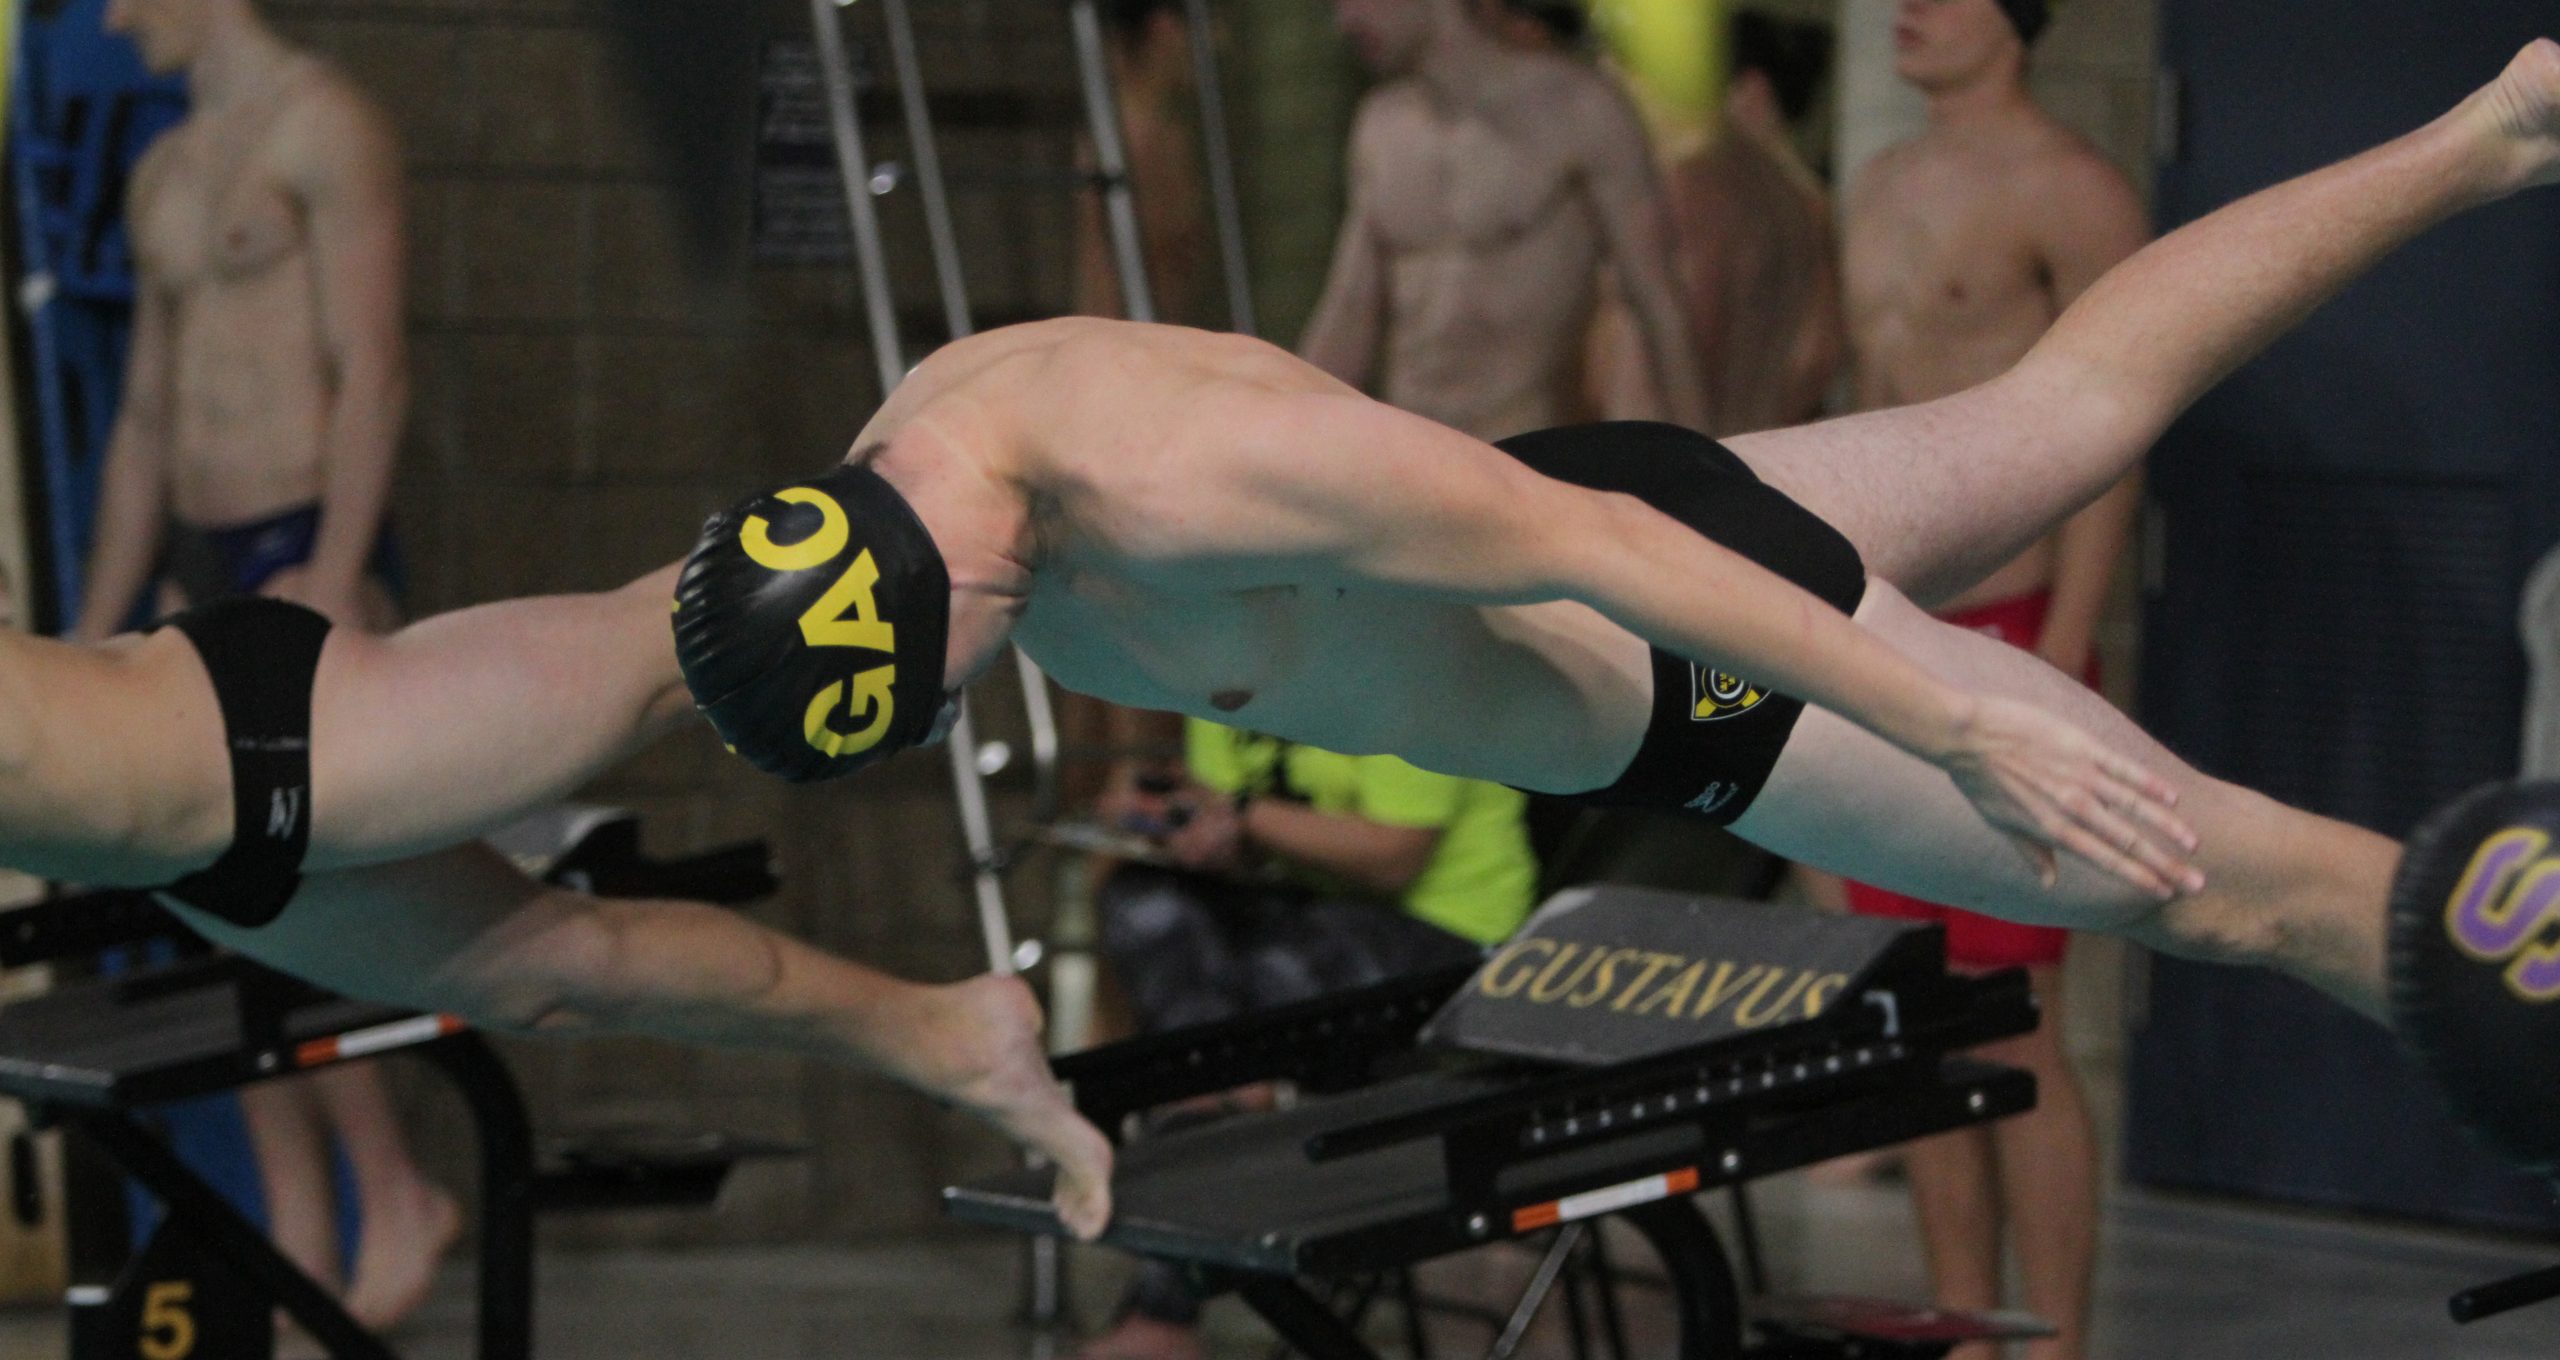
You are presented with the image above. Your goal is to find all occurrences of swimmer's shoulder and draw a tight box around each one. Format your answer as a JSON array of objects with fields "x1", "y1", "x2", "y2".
[
  {"x1": 905, "y1": 319, "x2": 1254, "y2": 440},
  {"x1": 1000, "y1": 323, "x2": 1325, "y2": 461},
  {"x1": 1029, "y1": 323, "x2": 1310, "y2": 426}
]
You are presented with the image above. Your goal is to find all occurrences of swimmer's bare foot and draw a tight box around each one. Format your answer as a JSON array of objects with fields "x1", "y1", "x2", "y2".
[
  {"x1": 2461, "y1": 37, "x2": 2560, "y2": 190},
  {"x1": 340, "y1": 1177, "x2": 462, "y2": 1332},
  {"x1": 913, "y1": 974, "x2": 1115, "y2": 1240},
  {"x1": 1073, "y1": 1313, "x2": 1208, "y2": 1360}
]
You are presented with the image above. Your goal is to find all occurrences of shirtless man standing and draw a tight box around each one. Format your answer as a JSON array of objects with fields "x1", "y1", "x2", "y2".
[
  {"x1": 1831, "y1": 3, "x2": 2150, "y2": 1353},
  {"x1": 1305, "y1": 0, "x2": 1708, "y2": 439},
  {"x1": 1075, "y1": 0, "x2": 1210, "y2": 329},
  {"x1": 0, "y1": 42, "x2": 2555, "y2": 1244},
  {"x1": 1594, "y1": 11, "x2": 1844, "y2": 435},
  {"x1": 71, "y1": 0, "x2": 443, "y2": 1331},
  {"x1": 75, "y1": 0, "x2": 405, "y2": 638}
]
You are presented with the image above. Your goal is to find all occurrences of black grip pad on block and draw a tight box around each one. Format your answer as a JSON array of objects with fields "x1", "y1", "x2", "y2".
[{"x1": 2388, "y1": 779, "x2": 2560, "y2": 1172}]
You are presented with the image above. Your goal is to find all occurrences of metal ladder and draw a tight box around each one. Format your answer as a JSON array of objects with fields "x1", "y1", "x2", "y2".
[{"x1": 804, "y1": 0, "x2": 1256, "y2": 1331}]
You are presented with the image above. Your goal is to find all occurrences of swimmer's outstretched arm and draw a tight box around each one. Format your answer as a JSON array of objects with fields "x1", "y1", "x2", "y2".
[
  {"x1": 1195, "y1": 388, "x2": 2200, "y2": 898},
  {"x1": 172, "y1": 844, "x2": 1115, "y2": 1240},
  {"x1": 1730, "y1": 38, "x2": 2560, "y2": 601},
  {"x1": 306, "y1": 564, "x2": 697, "y2": 869}
]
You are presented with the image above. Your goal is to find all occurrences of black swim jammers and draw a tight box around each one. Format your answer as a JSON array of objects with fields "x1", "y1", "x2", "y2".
[
  {"x1": 158, "y1": 597, "x2": 333, "y2": 927},
  {"x1": 1491, "y1": 422, "x2": 1868, "y2": 824}
]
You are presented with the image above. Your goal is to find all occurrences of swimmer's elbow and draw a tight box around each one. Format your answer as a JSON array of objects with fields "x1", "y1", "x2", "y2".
[{"x1": 1539, "y1": 490, "x2": 1681, "y2": 612}]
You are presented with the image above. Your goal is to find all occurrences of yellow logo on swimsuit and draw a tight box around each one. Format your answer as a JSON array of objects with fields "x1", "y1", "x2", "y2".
[
  {"x1": 740, "y1": 485, "x2": 899, "y2": 757},
  {"x1": 1690, "y1": 665, "x2": 1768, "y2": 722}
]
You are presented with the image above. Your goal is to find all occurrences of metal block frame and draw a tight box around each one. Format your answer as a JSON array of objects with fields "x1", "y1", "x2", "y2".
[{"x1": 802, "y1": 0, "x2": 1257, "y2": 1329}]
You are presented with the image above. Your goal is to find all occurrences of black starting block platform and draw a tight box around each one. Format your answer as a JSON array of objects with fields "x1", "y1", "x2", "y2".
[
  {"x1": 0, "y1": 808, "x2": 790, "y2": 1360},
  {"x1": 947, "y1": 885, "x2": 2049, "y2": 1360}
]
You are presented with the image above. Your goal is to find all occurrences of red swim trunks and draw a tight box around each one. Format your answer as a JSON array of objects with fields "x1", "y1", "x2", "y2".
[{"x1": 1843, "y1": 590, "x2": 2098, "y2": 971}]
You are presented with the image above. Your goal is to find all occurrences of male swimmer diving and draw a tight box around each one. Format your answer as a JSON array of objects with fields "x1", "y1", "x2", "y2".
[{"x1": 0, "y1": 39, "x2": 2554, "y2": 1225}]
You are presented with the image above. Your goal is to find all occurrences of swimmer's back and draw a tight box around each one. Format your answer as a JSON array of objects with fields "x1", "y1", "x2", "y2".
[{"x1": 855, "y1": 320, "x2": 1351, "y2": 485}]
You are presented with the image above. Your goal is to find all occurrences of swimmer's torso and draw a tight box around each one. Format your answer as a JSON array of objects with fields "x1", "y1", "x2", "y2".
[
  {"x1": 1357, "y1": 64, "x2": 1617, "y2": 440},
  {"x1": 1669, "y1": 130, "x2": 1837, "y2": 435},
  {"x1": 127, "y1": 60, "x2": 338, "y2": 529},
  {"x1": 853, "y1": 320, "x2": 1654, "y2": 794},
  {"x1": 1841, "y1": 123, "x2": 2075, "y2": 607}
]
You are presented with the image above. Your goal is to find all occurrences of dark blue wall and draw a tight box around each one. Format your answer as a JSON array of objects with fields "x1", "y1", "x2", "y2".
[{"x1": 2130, "y1": 5, "x2": 2560, "y2": 1230}]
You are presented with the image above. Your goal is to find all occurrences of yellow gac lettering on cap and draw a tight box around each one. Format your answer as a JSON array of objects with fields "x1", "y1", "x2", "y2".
[
  {"x1": 741, "y1": 487, "x2": 851, "y2": 573},
  {"x1": 804, "y1": 664, "x2": 897, "y2": 757},
  {"x1": 799, "y1": 548, "x2": 895, "y2": 653}
]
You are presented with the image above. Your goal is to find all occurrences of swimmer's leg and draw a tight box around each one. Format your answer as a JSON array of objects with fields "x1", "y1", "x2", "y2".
[
  {"x1": 0, "y1": 628, "x2": 230, "y2": 882},
  {"x1": 1726, "y1": 45, "x2": 2560, "y2": 604},
  {"x1": 173, "y1": 844, "x2": 1118, "y2": 1240},
  {"x1": 0, "y1": 561, "x2": 695, "y2": 891},
  {"x1": 1730, "y1": 582, "x2": 2398, "y2": 1013}
]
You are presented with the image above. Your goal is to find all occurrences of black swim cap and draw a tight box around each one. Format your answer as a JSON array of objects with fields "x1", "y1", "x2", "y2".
[
  {"x1": 1992, "y1": 0, "x2": 2050, "y2": 45},
  {"x1": 673, "y1": 461, "x2": 952, "y2": 782},
  {"x1": 2388, "y1": 780, "x2": 2560, "y2": 1173}
]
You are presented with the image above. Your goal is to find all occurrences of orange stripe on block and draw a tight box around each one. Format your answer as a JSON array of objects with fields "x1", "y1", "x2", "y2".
[
  {"x1": 293, "y1": 1015, "x2": 462, "y2": 1069},
  {"x1": 1512, "y1": 1202, "x2": 1563, "y2": 1233}
]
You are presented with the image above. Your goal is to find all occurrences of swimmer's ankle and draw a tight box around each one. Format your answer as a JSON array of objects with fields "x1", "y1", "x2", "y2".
[{"x1": 2446, "y1": 39, "x2": 2560, "y2": 198}]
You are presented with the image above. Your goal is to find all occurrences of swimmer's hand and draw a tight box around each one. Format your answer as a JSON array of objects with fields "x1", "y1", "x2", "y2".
[
  {"x1": 2460, "y1": 38, "x2": 2560, "y2": 192},
  {"x1": 1935, "y1": 695, "x2": 2203, "y2": 900},
  {"x1": 929, "y1": 974, "x2": 1115, "y2": 1241}
]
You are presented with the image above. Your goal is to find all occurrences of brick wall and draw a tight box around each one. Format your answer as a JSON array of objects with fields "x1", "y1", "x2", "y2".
[{"x1": 1227, "y1": 0, "x2": 1363, "y2": 346}]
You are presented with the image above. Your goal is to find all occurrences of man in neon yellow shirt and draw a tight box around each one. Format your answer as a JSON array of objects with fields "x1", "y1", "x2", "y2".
[
  {"x1": 1080, "y1": 719, "x2": 1536, "y2": 1360},
  {"x1": 1102, "y1": 721, "x2": 1537, "y2": 1015}
]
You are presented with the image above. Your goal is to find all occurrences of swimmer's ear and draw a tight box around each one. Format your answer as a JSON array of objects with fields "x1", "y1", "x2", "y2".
[{"x1": 2388, "y1": 780, "x2": 2560, "y2": 1175}]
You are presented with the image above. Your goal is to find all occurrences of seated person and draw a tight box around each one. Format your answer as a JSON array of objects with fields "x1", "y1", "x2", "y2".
[{"x1": 1078, "y1": 718, "x2": 1538, "y2": 1360}]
